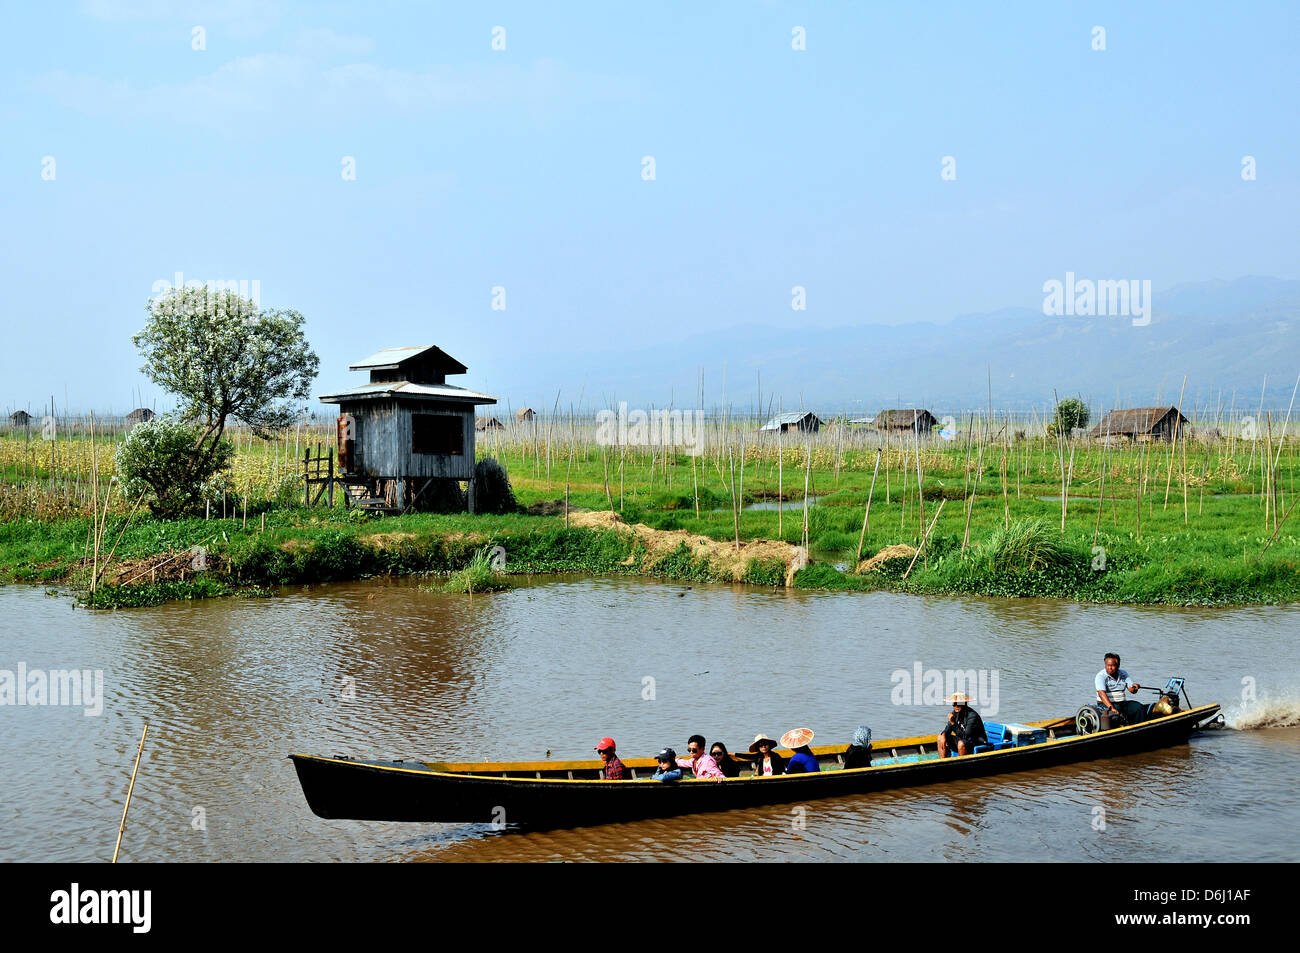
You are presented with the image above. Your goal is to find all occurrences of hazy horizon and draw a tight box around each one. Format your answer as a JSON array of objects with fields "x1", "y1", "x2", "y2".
[{"x1": 2, "y1": 2, "x2": 1296, "y2": 415}]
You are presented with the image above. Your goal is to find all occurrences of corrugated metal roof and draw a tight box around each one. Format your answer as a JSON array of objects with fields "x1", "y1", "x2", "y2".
[
  {"x1": 348, "y1": 345, "x2": 436, "y2": 369},
  {"x1": 347, "y1": 345, "x2": 468, "y2": 373},
  {"x1": 759, "y1": 411, "x2": 821, "y2": 431},
  {"x1": 318, "y1": 381, "x2": 497, "y2": 405}
]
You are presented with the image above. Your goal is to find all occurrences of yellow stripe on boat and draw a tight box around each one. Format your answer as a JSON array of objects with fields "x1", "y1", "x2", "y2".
[{"x1": 289, "y1": 705, "x2": 1219, "y2": 785}]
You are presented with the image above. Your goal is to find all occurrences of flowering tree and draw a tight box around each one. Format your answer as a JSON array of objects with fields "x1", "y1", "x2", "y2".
[
  {"x1": 115, "y1": 414, "x2": 234, "y2": 518},
  {"x1": 133, "y1": 287, "x2": 320, "y2": 478}
]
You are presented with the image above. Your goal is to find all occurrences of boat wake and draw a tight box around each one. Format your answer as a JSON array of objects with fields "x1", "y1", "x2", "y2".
[{"x1": 1223, "y1": 693, "x2": 1300, "y2": 730}]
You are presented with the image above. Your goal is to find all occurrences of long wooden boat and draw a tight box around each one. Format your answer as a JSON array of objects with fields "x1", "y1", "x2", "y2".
[{"x1": 289, "y1": 702, "x2": 1222, "y2": 829}]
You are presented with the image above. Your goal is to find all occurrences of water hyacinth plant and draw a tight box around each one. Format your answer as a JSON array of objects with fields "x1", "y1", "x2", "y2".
[{"x1": 439, "y1": 545, "x2": 511, "y2": 594}]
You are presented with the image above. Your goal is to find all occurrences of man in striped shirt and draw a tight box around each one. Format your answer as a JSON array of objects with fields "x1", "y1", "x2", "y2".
[{"x1": 1095, "y1": 653, "x2": 1146, "y2": 725}]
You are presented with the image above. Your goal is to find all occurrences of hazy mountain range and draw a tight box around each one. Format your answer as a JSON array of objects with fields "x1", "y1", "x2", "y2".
[{"x1": 482, "y1": 277, "x2": 1300, "y2": 415}]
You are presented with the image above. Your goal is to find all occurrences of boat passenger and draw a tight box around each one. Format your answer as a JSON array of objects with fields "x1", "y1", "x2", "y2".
[
  {"x1": 1096, "y1": 653, "x2": 1145, "y2": 726},
  {"x1": 937, "y1": 692, "x2": 987, "y2": 757},
  {"x1": 677, "y1": 735, "x2": 725, "y2": 781},
  {"x1": 652, "y1": 748, "x2": 683, "y2": 782},
  {"x1": 781, "y1": 728, "x2": 820, "y2": 773},
  {"x1": 749, "y1": 734, "x2": 785, "y2": 777},
  {"x1": 594, "y1": 736, "x2": 628, "y2": 780},
  {"x1": 842, "y1": 725, "x2": 873, "y2": 769},
  {"x1": 709, "y1": 742, "x2": 741, "y2": 778}
]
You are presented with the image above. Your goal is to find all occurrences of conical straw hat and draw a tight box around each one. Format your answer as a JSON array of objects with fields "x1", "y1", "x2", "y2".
[{"x1": 780, "y1": 727, "x2": 814, "y2": 748}]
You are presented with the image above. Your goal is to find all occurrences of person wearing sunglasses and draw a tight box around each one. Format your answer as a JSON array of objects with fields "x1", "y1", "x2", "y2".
[
  {"x1": 749, "y1": 734, "x2": 784, "y2": 776},
  {"x1": 652, "y1": 748, "x2": 683, "y2": 782},
  {"x1": 709, "y1": 741, "x2": 741, "y2": 778},
  {"x1": 593, "y1": 736, "x2": 628, "y2": 780},
  {"x1": 675, "y1": 734, "x2": 725, "y2": 780}
]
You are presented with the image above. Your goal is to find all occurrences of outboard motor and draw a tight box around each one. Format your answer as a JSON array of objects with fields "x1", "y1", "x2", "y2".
[
  {"x1": 1145, "y1": 677, "x2": 1184, "y2": 719},
  {"x1": 1146, "y1": 693, "x2": 1180, "y2": 718}
]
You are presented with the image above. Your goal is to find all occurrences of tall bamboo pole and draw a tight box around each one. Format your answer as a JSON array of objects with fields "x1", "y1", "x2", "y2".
[
  {"x1": 112, "y1": 721, "x2": 149, "y2": 863},
  {"x1": 1094, "y1": 420, "x2": 1111, "y2": 545},
  {"x1": 90, "y1": 411, "x2": 99, "y2": 593},
  {"x1": 738, "y1": 441, "x2": 745, "y2": 542},
  {"x1": 802, "y1": 433, "x2": 813, "y2": 551},
  {"x1": 1163, "y1": 375, "x2": 1187, "y2": 509},
  {"x1": 913, "y1": 412, "x2": 924, "y2": 539},
  {"x1": 855, "y1": 448, "x2": 882, "y2": 564},
  {"x1": 777, "y1": 398, "x2": 783, "y2": 540},
  {"x1": 729, "y1": 448, "x2": 740, "y2": 550},
  {"x1": 903, "y1": 498, "x2": 946, "y2": 580}
]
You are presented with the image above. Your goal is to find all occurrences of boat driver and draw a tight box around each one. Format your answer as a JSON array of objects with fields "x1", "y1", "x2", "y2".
[{"x1": 1095, "y1": 653, "x2": 1145, "y2": 725}]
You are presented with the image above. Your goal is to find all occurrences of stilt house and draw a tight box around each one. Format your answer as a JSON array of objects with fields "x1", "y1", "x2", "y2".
[{"x1": 318, "y1": 345, "x2": 497, "y2": 511}]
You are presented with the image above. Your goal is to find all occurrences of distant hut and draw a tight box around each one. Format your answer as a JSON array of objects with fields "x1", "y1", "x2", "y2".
[
  {"x1": 1088, "y1": 406, "x2": 1188, "y2": 442},
  {"x1": 126, "y1": 407, "x2": 155, "y2": 426},
  {"x1": 9, "y1": 410, "x2": 32, "y2": 427},
  {"x1": 476, "y1": 417, "x2": 504, "y2": 432},
  {"x1": 759, "y1": 411, "x2": 823, "y2": 434},
  {"x1": 874, "y1": 409, "x2": 938, "y2": 434},
  {"x1": 516, "y1": 407, "x2": 535, "y2": 423},
  {"x1": 318, "y1": 345, "x2": 497, "y2": 512}
]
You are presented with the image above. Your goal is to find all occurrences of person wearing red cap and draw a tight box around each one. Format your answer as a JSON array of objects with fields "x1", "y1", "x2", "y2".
[{"x1": 594, "y1": 737, "x2": 628, "y2": 780}]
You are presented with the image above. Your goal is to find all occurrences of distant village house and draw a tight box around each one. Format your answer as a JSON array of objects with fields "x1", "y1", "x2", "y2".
[
  {"x1": 1088, "y1": 406, "x2": 1189, "y2": 442},
  {"x1": 759, "y1": 411, "x2": 823, "y2": 433},
  {"x1": 874, "y1": 409, "x2": 938, "y2": 434}
]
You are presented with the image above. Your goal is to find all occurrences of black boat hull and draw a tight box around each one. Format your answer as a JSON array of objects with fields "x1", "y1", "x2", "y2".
[{"x1": 290, "y1": 704, "x2": 1220, "y2": 829}]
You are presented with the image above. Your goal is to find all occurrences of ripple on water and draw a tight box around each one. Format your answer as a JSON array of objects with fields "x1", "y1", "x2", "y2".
[{"x1": 1, "y1": 578, "x2": 1298, "y2": 861}]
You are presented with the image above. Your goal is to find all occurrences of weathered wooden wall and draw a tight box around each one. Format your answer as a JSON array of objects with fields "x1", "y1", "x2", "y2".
[
  {"x1": 338, "y1": 399, "x2": 475, "y2": 480},
  {"x1": 1142, "y1": 411, "x2": 1184, "y2": 441}
]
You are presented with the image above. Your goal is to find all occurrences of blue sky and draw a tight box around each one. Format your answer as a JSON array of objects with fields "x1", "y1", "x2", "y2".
[{"x1": 1, "y1": 1, "x2": 1297, "y2": 413}]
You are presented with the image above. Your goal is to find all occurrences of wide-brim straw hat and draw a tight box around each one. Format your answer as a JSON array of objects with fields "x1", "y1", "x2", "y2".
[
  {"x1": 749, "y1": 733, "x2": 778, "y2": 752},
  {"x1": 780, "y1": 728, "x2": 814, "y2": 749},
  {"x1": 945, "y1": 692, "x2": 973, "y2": 705}
]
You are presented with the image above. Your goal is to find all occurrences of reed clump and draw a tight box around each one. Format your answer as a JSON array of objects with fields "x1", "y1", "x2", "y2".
[
  {"x1": 981, "y1": 518, "x2": 1074, "y2": 572},
  {"x1": 438, "y1": 546, "x2": 512, "y2": 594}
]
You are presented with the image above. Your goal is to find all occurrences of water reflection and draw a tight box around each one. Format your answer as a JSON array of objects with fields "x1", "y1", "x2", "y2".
[{"x1": 0, "y1": 576, "x2": 1297, "y2": 862}]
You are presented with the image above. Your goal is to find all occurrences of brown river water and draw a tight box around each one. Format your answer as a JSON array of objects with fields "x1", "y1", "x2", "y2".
[{"x1": 2, "y1": 576, "x2": 1298, "y2": 862}]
